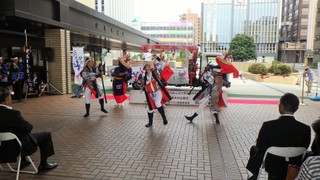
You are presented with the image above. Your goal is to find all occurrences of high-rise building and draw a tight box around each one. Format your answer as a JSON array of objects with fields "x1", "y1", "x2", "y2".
[
  {"x1": 202, "y1": 0, "x2": 280, "y2": 62},
  {"x1": 180, "y1": 9, "x2": 202, "y2": 46},
  {"x1": 280, "y1": 0, "x2": 314, "y2": 64},
  {"x1": 314, "y1": 0, "x2": 320, "y2": 64},
  {"x1": 95, "y1": 0, "x2": 134, "y2": 25},
  {"x1": 141, "y1": 22, "x2": 194, "y2": 46}
]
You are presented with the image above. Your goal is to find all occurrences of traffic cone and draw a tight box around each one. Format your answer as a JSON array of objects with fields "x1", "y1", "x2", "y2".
[{"x1": 296, "y1": 76, "x2": 301, "y2": 85}]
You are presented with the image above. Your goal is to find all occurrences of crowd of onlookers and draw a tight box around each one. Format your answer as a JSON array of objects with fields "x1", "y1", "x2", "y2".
[{"x1": 0, "y1": 56, "x2": 43, "y2": 101}]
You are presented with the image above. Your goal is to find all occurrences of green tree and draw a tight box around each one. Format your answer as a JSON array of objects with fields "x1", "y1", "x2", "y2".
[
  {"x1": 179, "y1": 50, "x2": 186, "y2": 59},
  {"x1": 229, "y1": 34, "x2": 256, "y2": 61}
]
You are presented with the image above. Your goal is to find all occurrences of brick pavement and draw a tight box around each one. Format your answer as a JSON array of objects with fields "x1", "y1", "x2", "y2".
[{"x1": 1, "y1": 91, "x2": 319, "y2": 180}]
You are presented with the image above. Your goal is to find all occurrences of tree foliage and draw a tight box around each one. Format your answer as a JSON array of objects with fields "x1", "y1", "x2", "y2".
[
  {"x1": 229, "y1": 34, "x2": 256, "y2": 61},
  {"x1": 268, "y1": 60, "x2": 292, "y2": 75}
]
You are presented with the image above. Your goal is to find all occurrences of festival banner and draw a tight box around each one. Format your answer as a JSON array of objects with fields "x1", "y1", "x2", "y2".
[
  {"x1": 72, "y1": 47, "x2": 84, "y2": 85},
  {"x1": 318, "y1": 62, "x2": 320, "y2": 85}
]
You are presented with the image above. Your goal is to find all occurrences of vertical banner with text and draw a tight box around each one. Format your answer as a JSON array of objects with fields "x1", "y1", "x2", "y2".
[
  {"x1": 72, "y1": 47, "x2": 84, "y2": 85},
  {"x1": 318, "y1": 62, "x2": 320, "y2": 85}
]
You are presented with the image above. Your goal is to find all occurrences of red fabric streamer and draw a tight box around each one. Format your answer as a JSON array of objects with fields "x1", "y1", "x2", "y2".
[{"x1": 216, "y1": 57, "x2": 239, "y2": 78}]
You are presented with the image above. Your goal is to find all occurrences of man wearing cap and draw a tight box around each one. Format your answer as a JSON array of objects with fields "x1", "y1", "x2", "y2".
[
  {"x1": 185, "y1": 65, "x2": 225, "y2": 124},
  {"x1": 81, "y1": 57, "x2": 108, "y2": 117},
  {"x1": 9, "y1": 57, "x2": 24, "y2": 101}
]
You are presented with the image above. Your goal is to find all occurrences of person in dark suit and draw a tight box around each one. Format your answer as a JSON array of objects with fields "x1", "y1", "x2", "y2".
[
  {"x1": 246, "y1": 93, "x2": 311, "y2": 180},
  {"x1": 0, "y1": 87, "x2": 58, "y2": 172},
  {"x1": 32, "y1": 71, "x2": 43, "y2": 94}
]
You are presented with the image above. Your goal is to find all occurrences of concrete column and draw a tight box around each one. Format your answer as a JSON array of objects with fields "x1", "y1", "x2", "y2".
[{"x1": 44, "y1": 29, "x2": 71, "y2": 94}]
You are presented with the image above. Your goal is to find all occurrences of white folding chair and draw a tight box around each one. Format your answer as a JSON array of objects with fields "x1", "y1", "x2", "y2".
[
  {"x1": 258, "y1": 146, "x2": 307, "y2": 180},
  {"x1": 0, "y1": 132, "x2": 38, "y2": 180}
]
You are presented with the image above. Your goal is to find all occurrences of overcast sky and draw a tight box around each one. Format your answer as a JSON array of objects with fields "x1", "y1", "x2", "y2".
[{"x1": 134, "y1": 0, "x2": 202, "y2": 22}]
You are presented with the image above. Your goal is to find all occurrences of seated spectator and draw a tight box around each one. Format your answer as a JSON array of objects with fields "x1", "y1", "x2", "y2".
[
  {"x1": 310, "y1": 118, "x2": 320, "y2": 156},
  {"x1": 295, "y1": 156, "x2": 320, "y2": 179},
  {"x1": 246, "y1": 93, "x2": 311, "y2": 180},
  {"x1": 0, "y1": 87, "x2": 58, "y2": 172},
  {"x1": 295, "y1": 118, "x2": 320, "y2": 179}
]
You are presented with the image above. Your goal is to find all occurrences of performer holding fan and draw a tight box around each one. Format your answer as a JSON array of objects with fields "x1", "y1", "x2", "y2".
[{"x1": 140, "y1": 62, "x2": 172, "y2": 127}]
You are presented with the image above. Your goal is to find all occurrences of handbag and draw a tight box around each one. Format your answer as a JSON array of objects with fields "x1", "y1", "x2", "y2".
[{"x1": 286, "y1": 164, "x2": 300, "y2": 180}]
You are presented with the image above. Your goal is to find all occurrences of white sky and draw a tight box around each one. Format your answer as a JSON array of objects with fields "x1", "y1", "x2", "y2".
[{"x1": 134, "y1": 0, "x2": 203, "y2": 22}]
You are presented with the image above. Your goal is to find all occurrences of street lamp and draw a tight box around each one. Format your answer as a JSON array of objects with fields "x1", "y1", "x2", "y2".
[{"x1": 281, "y1": 21, "x2": 292, "y2": 63}]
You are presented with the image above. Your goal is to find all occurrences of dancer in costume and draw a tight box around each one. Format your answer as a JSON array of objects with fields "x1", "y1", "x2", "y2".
[
  {"x1": 216, "y1": 52, "x2": 240, "y2": 87},
  {"x1": 112, "y1": 51, "x2": 132, "y2": 107},
  {"x1": 185, "y1": 65, "x2": 225, "y2": 124},
  {"x1": 140, "y1": 63, "x2": 172, "y2": 127},
  {"x1": 152, "y1": 52, "x2": 173, "y2": 86},
  {"x1": 82, "y1": 57, "x2": 108, "y2": 117}
]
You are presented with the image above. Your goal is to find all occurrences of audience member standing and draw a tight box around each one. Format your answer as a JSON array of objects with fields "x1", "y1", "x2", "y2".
[
  {"x1": 9, "y1": 57, "x2": 24, "y2": 101},
  {"x1": 246, "y1": 93, "x2": 311, "y2": 180},
  {"x1": 0, "y1": 57, "x2": 9, "y2": 87},
  {"x1": 303, "y1": 67, "x2": 314, "y2": 93}
]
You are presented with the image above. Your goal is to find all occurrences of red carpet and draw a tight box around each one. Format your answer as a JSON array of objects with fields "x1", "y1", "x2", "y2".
[
  {"x1": 227, "y1": 99, "x2": 279, "y2": 105},
  {"x1": 91, "y1": 94, "x2": 129, "y2": 100},
  {"x1": 92, "y1": 95, "x2": 278, "y2": 105}
]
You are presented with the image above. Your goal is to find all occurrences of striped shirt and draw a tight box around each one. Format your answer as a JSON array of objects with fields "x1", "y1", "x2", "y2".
[{"x1": 296, "y1": 156, "x2": 320, "y2": 180}]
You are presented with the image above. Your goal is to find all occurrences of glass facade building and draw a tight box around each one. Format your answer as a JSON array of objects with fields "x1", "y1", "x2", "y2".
[
  {"x1": 95, "y1": 0, "x2": 134, "y2": 25},
  {"x1": 202, "y1": 0, "x2": 279, "y2": 62}
]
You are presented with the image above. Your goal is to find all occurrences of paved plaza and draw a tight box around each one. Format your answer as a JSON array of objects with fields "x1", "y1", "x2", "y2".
[{"x1": 1, "y1": 78, "x2": 320, "y2": 180}]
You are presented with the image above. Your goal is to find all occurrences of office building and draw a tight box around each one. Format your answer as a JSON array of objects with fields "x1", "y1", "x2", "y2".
[
  {"x1": 141, "y1": 22, "x2": 194, "y2": 46},
  {"x1": 279, "y1": 0, "x2": 314, "y2": 64},
  {"x1": 180, "y1": 9, "x2": 202, "y2": 46},
  {"x1": 202, "y1": 0, "x2": 280, "y2": 62}
]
